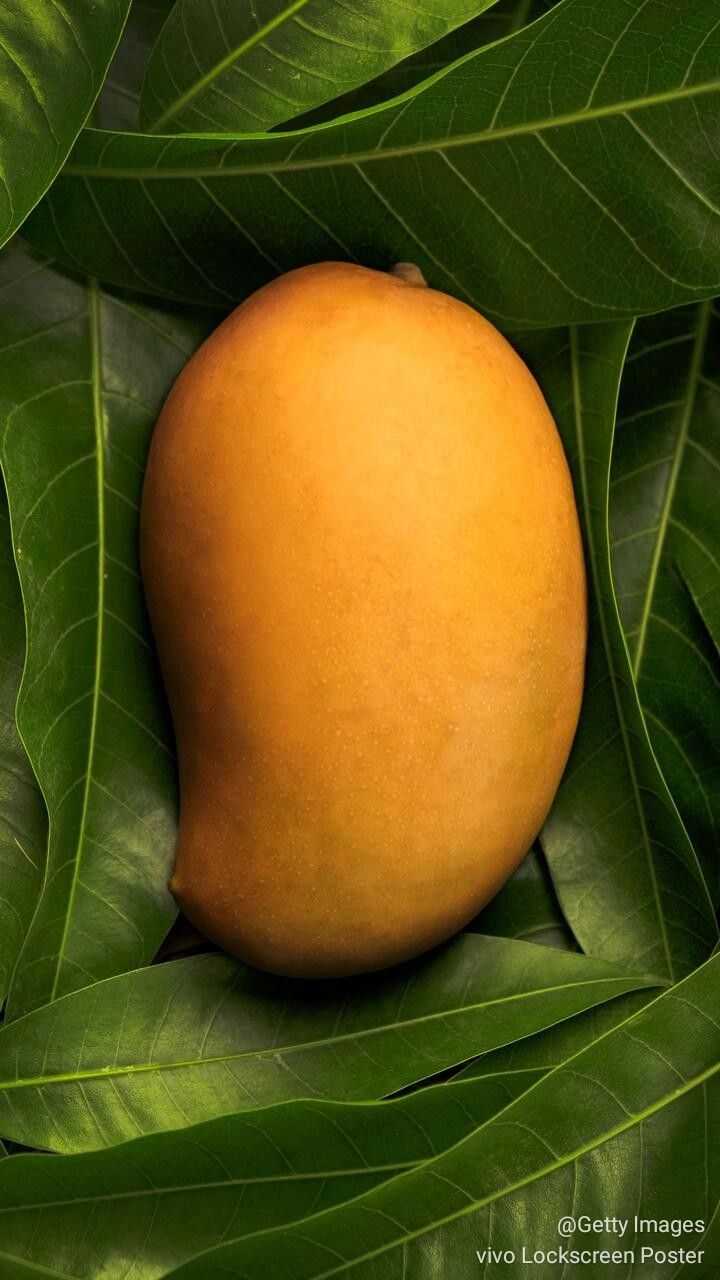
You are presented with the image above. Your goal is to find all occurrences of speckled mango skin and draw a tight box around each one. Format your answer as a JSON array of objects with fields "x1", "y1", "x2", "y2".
[{"x1": 140, "y1": 263, "x2": 586, "y2": 977}]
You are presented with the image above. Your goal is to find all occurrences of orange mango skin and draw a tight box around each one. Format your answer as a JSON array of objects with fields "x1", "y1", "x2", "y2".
[{"x1": 140, "y1": 263, "x2": 586, "y2": 977}]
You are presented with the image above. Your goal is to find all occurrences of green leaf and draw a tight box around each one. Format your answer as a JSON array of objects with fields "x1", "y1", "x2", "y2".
[
  {"x1": 25, "y1": 0, "x2": 720, "y2": 326},
  {"x1": 139, "y1": 0, "x2": 498, "y2": 134},
  {"x1": 0, "y1": 241, "x2": 213, "y2": 1018},
  {"x1": 610, "y1": 301, "x2": 720, "y2": 904},
  {"x1": 0, "y1": 0, "x2": 131, "y2": 249},
  {"x1": 0, "y1": 1257, "x2": 67, "y2": 1280},
  {"x1": 469, "y1": 845, "x2": 576, "y2": 951},
  {"x1": 111, "y1": 0, "x2": 536, "y2": 139},
  {"x1": 0, "y1": 474, "x2": 46, "y2": 1008},
  {"x1": 533, "y1": 323, "x2": 718, "y2": 978},
  {"x1": 457, "y1": 989, "x2": 655, "y2": 1081},
  {"x1": 0, "y1": 1076, "x2": 534, "y2": 1278},
  {"x1": 0, "y1": 933, "x2": 659, "y2": 1153},
  {"x1": 294, "y1": 0, "x2": 555, "y2": 126},
  {"x1": 161, "y1": 954, "x2": 720, "y2": 1280},
  {"x1": 94, "y1": 0, "x2": 174, "y2": 131},
  {"x1": 686, "y1": 1203, "x2": 720, "y2": 1280}
]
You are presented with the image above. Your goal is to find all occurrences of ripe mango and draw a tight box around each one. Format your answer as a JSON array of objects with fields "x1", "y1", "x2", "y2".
[{"x1": 141, "y1": 263, "x2": 586, "y2": 977}]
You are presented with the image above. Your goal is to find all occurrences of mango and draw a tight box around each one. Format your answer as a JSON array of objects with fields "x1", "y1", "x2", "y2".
[{"x1": 140, "y1": 263, "x2": 586, "y2": 977}]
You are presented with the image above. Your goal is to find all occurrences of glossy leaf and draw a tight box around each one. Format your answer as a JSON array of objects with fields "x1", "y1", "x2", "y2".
[
  {"x1": 469, "y1": 845, "x2": 576, "y2": 950},
  {"x1": 163, "y1": 954, "x2": 720, "y2": 1279},
  {"x1": 611, "y1": 301, "x2": 720, "y2": 903},
  {"x1": 26, "y1": 0, "x2": 720, "y2": 326},
  {"x1": 0, "y1": 1075, "x2": 534, "y2": 1279},
  {"x1": 94, "y1": 0, "x2": 174, "y2": 131},
  {"x1": 0, "y1": 933, "x2": 659, "y2": 1153},
  {"x1": 457, "y1": 989, "x2": 654, "y2": 1081},
  {"x1": 296, "y1": 0, "x2": 555, "y2": 126},
  {"x1": 0, "y1": 475, "x2": 46, "y2": 1007},
  {"x1": 0, "y1": 242, "x2": 213, "y2": 1018},
  {"x1": 0, "y1": 1259, "x2": 56, "y2": 1280},
  {"x1": 100, "y1": 0, "x2": 546, "y2": 137},
  {"x1": 140, "y1": 0, "x2": 498, "y2": 134},
  {"x1": 688, "y1": 1205, "x2": 720, "y2": 1280},
  {"x1": 533, "y1": 323, "x2": 717, "y2": 978},
  {"x1": 0, "y1": 0, "x2": 130, "y2": 248}
]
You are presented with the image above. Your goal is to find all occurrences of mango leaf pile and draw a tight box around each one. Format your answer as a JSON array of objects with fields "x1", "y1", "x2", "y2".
[{"x1": 0, "y1": 1, "x2": 718, "y2": 1276}]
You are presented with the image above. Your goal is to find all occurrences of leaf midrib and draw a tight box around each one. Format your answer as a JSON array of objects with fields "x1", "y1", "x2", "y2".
[
  {"x1": 145, "y1": 0, "x2": 313, "y2": 132},
  {"x1": 47, "y1": 281, "x2": 105, "y2": 1002},
  {"x1": 303, "y1": 1063, "x2": 720, "y2": 1280},
  {"x1": 155, "y1": 962, "x2": 719, "y2": 1276},
  {"x1": 0, "y1": 1157, "x2": 417, "y2": 1213},
  {"x1": 0, "y1": 974, "x2": 648, "y2": 1092},
  {"x1": 570, "y1": 325, "x2": 674, "y2": 981},
  {"x1": 632, "y1": 300, "x2": 712, "y2": 676},
  {"x1": 0, "y1": 1249, "x2": 78, "y2": 1280},
  {"x1": 67, "y1": 77, "x2": 719, "y2": 180}
]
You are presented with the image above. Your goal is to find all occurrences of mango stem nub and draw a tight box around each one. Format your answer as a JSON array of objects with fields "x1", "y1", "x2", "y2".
[{"x1": 391, "y1": 263, "x2": 428, "y2": 287}]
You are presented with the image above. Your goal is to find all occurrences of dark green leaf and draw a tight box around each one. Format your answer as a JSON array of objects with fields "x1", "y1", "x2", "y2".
[
  {"x1": 0, "y1": 0, "x2": 130, "y2": 248},
  {"x1": 0, "y1": 933, "x2": 659, "y2": 1153},
  {"x1": 139, "y1": 0, "x2": 499, "y2": 134},
  {"x1": 534, "y1": 323, "x2": 717, "y2": 978},
  {"x1": 0, "y1": 1256, "x2": 69, "y2": 1279},
  {"x1": 0, "y1": 1075, "x2": 532, "y2": 1278},
  {"x1": 94, "y1": 0, "x2": 174, "y2": 131},
  {"x1": 687, "y1": 1203, "x2": 720, "y2": 1280},
  {"x1": 0, "y1": 473, "x2": 46, "y2": 1008},
  {"x1": 469, "y1": 845, "x2": 576, "y2": 950},
  {"x1": 611, "y1": 301, "x2": 720, "y2": 904},
  {"x1": 162, "y1": 954, "x2": 720, "y2": 1280},
  {"x1": 457, "y1": 989, "x2": 655, "y2": 1081},
  {"x1": 294, "y1": 0, "x2": 555, "y2": 126},
  {"x1": 0, "y1": 241, "x2": 213, "y2": 1018},
  {"x1": 25, "y1": 0, "x2": 720, "y2": 326}
]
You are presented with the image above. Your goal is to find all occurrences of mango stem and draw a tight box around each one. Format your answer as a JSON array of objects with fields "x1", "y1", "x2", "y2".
[{"x1": 391, "y1": 263, "x2": 428, "y2": 287}]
